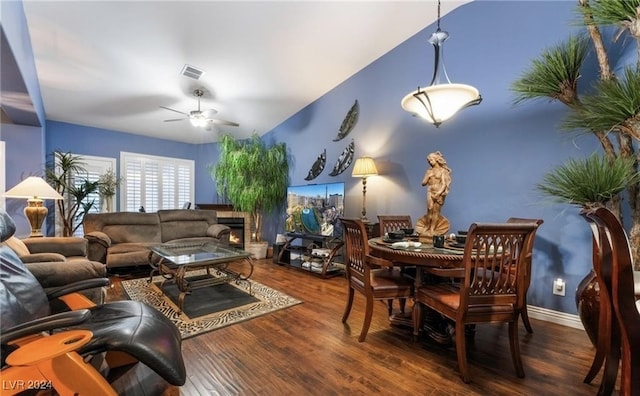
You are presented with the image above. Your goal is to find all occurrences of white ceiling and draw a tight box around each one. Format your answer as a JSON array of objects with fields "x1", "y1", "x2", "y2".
[{"x1": 21, "y1": 0, "x2": 469, "y2": 144}]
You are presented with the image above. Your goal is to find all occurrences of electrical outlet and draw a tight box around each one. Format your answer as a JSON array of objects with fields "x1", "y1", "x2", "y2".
[{"x1": 553, "y1": 278, "x2": 566, "y2": 296}]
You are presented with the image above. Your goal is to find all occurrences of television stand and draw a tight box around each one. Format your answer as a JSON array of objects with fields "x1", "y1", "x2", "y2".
[{"x1": 276, "y1": 232, "x2": 344, "y2": 278}]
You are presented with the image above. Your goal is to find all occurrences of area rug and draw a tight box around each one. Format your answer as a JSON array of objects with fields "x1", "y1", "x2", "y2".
[{"x1": 121, "y1": 270, "x2": 302, "y2": 339}]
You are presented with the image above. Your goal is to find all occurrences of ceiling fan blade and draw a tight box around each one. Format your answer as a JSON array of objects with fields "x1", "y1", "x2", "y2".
[
  {"x1": 207, "y1": 118, "x2": 239, "y2": 127},
  {"x1": 163, "y1": 118, "x2": 187, "y2": 122},
  {"x1": 160, "y1": 106, "x2": 189, "y2": 116}
]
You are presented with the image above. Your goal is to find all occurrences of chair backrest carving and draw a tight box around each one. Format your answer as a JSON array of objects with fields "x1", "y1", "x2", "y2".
[
  {"x1": 341, "y1": 218, "x2": 370, "y2": 286},
  {"x1": 506, "y1": 218, "x2": 543, "y2": 302},
  {"x1": 460, "y1": 223, "x2": 538, "y2": 313},
  {"x1": 377, "y1": 215, "x2": 413, "y2": 236}
]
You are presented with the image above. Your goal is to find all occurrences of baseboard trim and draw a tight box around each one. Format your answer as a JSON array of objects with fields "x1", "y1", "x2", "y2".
[{"x1": 526, "y1": 305, "x2": 584, "y2": 330}]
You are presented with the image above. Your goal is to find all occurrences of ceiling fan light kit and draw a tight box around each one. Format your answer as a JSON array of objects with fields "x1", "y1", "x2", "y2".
[{"x1": 161, "y1": 88, "x2": 239, "y2": 129}]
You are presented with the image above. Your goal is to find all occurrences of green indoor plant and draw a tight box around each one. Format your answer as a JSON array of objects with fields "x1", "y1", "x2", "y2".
[
  {"x1": 511, "y1": 0, "x2": 640, "y2": 268},
  {"x1": 209, "y1": 133, "x2": 289, "y2": 257},
  {"x1": 98, "y1": 168, "x2": 122, "y2": 212},
  {"x1": 44, "y1": 151, "x2": 100, "y2": 237},
  {"x1": 537, "y1": 154, "x2": 640, "y2": 209},
  {"x1": 535, "y1": 153, "x2": 639, "y2": 347}
]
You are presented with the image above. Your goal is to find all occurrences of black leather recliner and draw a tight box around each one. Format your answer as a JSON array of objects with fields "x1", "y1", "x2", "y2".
[{"x1": 0, "y1": 210, "x2": 186, "y2": 395}]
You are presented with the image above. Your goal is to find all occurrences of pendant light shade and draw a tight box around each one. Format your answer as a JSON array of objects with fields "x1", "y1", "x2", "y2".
[
  {"x1": 401, "y1": 83, "x2": 481, "y2": 126},
  {"x1": 402, "y1": 1, "x2": 481, "y2": 127}
]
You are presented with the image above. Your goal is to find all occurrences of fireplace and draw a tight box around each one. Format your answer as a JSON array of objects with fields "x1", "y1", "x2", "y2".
[
  {"x1": 218, "y1": 217, "x2": 245, "y2": 249},
  {"x1": 196, "y1": 204, "x2": 251, "y2": 251}
]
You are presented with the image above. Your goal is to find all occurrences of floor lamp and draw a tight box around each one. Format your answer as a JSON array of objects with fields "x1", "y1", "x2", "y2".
[
  {"x1": 4, "y1": 176, "x2": 63, "y2": 237},
  {"x1": 351, "y1": 157, "x2": 378, "y2": 222}
]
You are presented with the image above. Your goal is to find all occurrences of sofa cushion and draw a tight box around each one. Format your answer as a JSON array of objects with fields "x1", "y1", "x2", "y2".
[
  {"x1": 107, "y1": 242, "x2": 157, "y2": 268},
  {"x1": 158, "y1": 209, "x2": 217, "y2": 243},
  {"x1": 20, "y1": 252, "x2": 66, "y2": 263},
  {"x1": 84, "y1": 212, "x2": 161, "y2": 244},
  {"x1": 22, "y1": 237, "x2": 88, "y2": 257},
  {"x1": 4, "y1": 236, "x2": 30, "y2": 257}
]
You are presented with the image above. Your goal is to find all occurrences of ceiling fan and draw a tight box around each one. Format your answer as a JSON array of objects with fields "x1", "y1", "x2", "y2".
[{"x1": 160, "y1": 89, "x2": 239, "y2": 128}]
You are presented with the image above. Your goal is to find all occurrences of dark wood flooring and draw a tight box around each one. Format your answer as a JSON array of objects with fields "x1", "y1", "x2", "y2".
[{"x1": 107, "y1": 259, "x2": 612, "y2": 395}]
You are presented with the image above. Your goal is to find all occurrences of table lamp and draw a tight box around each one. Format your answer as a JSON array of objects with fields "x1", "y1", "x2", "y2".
[
  {"x1": 351, "y1": 157, "x2": 378, "y2": 222},
  {"x1": 4, "y1": 176, "x2": 63, "y2": 237}
]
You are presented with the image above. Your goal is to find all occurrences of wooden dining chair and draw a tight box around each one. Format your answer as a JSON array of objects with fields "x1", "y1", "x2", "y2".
[
  {"x1": 341, "y1": 218, "x2": 414, "y2": 342},
  {"x1": 582, "y1": 207, "x2": 640, "y2": 396},
  {"x1": 377, "y1": 215, "x2": 413, "y2": 237},
  {"x1": 412, "y1": 222, "x2": 539, "y2": 383},
  {"x1": 506, "y1": 217, "x2": 544, "y2": 334}
]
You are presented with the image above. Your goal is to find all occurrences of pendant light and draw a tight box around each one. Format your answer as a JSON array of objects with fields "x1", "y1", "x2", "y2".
[{"x1": 401, "y1": 0, "x2": 481, "y2": 127}]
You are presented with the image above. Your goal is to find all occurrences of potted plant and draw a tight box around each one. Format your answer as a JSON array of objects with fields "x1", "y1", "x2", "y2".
[
  {"x1": 536, "y1": 153, "x2": 639, "y2": 347},
  {"x1": 98, "y1": 168, "x2": 121, "y2": 212},
  {"x1": 210, "y1": 133, "x2": 289, "y2": 259},
  {"x1": 45, "y1": 151, "x2": 100, "y2": 237},
  {"x1": 512, "y1": 0, "x2": 640, "y2": 349}
]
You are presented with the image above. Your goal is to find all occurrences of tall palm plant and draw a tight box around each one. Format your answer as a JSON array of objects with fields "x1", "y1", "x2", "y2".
[
  {"x1": 512, "y1": 0, "x2": 640, "y2": 268},
  {"x1": 537, "y1": 154, "x2": 640, "y2": 208},
  {"x1": 44, "y1": 151, "x2": 100, "y2": 237}
]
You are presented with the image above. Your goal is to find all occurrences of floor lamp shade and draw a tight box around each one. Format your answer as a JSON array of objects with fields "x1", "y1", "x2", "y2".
[
  {"x1": 352, "y1": 157, "x2": 378, "y2": 222},
  {"x1": 4, "y1": 177, "x2": 63, "y2": 237}
]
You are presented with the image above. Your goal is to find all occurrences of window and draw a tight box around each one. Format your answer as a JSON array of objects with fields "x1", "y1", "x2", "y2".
[
  {"x1": 69, "y1": 155, "x2": 116, "y2": 236},
  {"x1": 120, "y1": 152, "x2": 194, "y2": 212}
]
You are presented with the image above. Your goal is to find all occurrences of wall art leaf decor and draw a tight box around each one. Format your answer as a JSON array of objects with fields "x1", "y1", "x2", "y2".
[
  {"x1": 304, "y1": 149, "x2": 326, "y2": 181},
  {"x1": 329, "y1": 140, "x2": 355, "y2": 176},
  {"x1": 332, "y1": 100, "x2": 359, "y2": 142}
]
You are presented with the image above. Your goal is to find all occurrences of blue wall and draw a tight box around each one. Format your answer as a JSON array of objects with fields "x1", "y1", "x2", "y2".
[
  {"x1": 45, "y1": 120, "x2": 221, "y2": 210},
  {"x1": 263, "y1": 0, "x2": 622, "y2": 315},
  {"x1": 3, "y1": 0, "x2": 637, "y2": 315}
]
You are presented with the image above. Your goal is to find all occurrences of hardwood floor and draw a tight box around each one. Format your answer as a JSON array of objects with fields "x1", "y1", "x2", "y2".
[{"x1": 108, "y1": 259, "x2": 609, "y2": 395}]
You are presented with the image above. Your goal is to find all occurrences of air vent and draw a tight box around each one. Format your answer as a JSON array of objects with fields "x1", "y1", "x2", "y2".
[{"x1": 180, "y1": 64, "x2": 205, "y2": 80}]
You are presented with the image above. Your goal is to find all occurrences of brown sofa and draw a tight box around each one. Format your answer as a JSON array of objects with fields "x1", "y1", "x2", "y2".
[
  {"x1": 3, "y1": 235, "x2": 108, "y2": 303},
  {"x1": 83, "y1": 209, "x2": 231, "y2": 269}
]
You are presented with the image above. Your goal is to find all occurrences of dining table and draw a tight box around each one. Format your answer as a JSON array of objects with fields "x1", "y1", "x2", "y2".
[{"x1": 368, "y1": 236, "x2": 467, "y2": 343}]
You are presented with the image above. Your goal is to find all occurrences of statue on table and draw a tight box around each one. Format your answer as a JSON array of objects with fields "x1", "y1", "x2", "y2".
[{"x1": 416, "y1": 151, "x2": 451, "y2": 240}]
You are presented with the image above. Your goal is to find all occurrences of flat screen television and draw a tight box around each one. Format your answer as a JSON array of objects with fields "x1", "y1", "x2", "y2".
[{"x1": 286, "y1": 182, "x2": 345, "y2": 237}]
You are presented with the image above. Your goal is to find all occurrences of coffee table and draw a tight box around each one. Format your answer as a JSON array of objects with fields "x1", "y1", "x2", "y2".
[{"x1": 149, "y1": 242, "x2": 254, "y2": 313}]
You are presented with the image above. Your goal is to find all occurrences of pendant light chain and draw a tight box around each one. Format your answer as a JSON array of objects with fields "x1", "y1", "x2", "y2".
[{"x1": 436, "y1": 0, "x2": 441, "y2": 32}]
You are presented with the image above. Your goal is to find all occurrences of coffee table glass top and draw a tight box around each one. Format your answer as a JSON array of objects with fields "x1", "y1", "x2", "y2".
[{"x1": 151, "y1": 242, "x2": 251, "y2": 265}]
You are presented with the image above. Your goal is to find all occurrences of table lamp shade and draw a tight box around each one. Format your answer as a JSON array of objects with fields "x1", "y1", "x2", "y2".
[{"x1": 4, "y1": 177, "x2": 63, "y2": 237}]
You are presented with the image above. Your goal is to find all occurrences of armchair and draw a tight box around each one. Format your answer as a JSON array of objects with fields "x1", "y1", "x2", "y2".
[
  {"x1": 3, "y1": 233, "x2": 107, "y2": 303},
  {"x1": 0, "y1": 210, "x2": 186, "y2": 395},
  {"x1": 6, "y1": 235, "x2": 89, "y2": 262}
]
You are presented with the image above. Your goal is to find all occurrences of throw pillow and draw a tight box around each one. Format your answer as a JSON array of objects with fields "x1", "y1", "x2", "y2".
[{"x1": 4, "y1": 236, "x2": 30, "y2": 257}]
